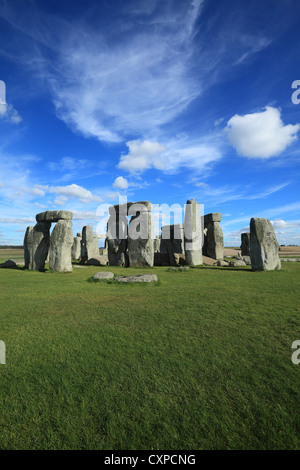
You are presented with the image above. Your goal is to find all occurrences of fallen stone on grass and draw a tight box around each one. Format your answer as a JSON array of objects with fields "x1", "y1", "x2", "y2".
[
  {"x1": 214, "y1": 260, "x2": 229, "y2": 267},
  {"x1": 92, "y1": 271, "x2": 114, "y2": 280},
  {"x1": 229, "y1": 260, "x2": 247, "y2": 267},
  {"x1": 114, "y1": 274, "x2": 158, "y2": 283},
  {"x1": 0, "y1": 259, "x2": 18, "y2": 268}
]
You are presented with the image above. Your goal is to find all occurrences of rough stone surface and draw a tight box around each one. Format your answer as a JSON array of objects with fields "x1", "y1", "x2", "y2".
[
  {"x1": 241, "y1": 232, "x2": 251, "y2": 256},
  {"x1": 250, "y1": 218, "x2": 281, "y2": 271},
  {"x1": 206, "y1": 221, "x2": 224, "y2": 260},
  {"x1": 229, "y1": 260, "x2": 247, "y2": 267},
  {"x1": 204, "y1": 212, "x2": 222, "y2": 223},
  {"x1": 161, "y1": 224, "x2": 185, "y2": 266},
  {"x1": 107, "y1": 212, "x2": 128, "y2": 266},
  {"x1": 114, "y1": 274, "x2": 158, "y2": 283},
  {"x1": 92, "y1": 271, "x2": 114, "y2": 280},
  {"x1": 184, "y1": 199, "x2": 203, "y2": 266},
  {"x1": 24, "y1": 222, "x2": 51, "y2": 270},
  {"x1": 127, "y1": 211, "x2": 154, "y2": 267},
  {"x1": 36, "y1": 210, "x2": 73, "y2": 223},
  {"x1": 49, "y1": 219, "x2": 73, "y2": 272},
  {"x1": 81, "y1": 226, "x2": 99, "y2": 262},
  {"x1": 241, "y1": 255, "x2": 251, "y2": 265},
  {"x1": 109, "y1": 201, "x2": 152, "y2": 215},
  {"x1": 153, "y1": 237, "x2": 161, "y2": 253},
  {"x1": 86, "y1": 255, "x2": 109, "y2": 266},
  {"x1": 72, "y1": 235, "x2": 82, "y2": 260},
  {"x1": 215, "y1": 260, "x2": 229, "y2": 267}
]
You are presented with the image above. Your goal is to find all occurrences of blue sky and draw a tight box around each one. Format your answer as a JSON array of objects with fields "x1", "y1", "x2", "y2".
[{"x1": 0, "y1": 0, "x2": 299, "y2": 246}]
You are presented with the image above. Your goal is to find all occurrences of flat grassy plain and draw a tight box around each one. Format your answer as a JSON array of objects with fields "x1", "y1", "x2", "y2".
[{"x1": 0, "y1": 249, "x2": 300, "y2": 450}]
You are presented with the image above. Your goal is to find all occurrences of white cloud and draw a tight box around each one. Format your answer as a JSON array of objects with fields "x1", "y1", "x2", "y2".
[
  {"x1": 226, "y1": 107, "x2": 300, "y2": 158},
  {"x1": 49, "y1": 184, "x2": 102, "y2": 204},
  {"x1": 113, "y1": 176, "x2": 129, "y2": 190},
  {"x1": 118, "y1": 139, "x2": 221, "y2": 174}
]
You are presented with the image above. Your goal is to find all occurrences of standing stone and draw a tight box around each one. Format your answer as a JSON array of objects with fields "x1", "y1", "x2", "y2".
[
  {"x1": 72, "y1": 233, "x2": 82, "y2": 260},
  {"x1": 161, "y1": 224, "x2": 185, "y2": 266},
  {"x1": 241, "y1": 232, "x2": 250, "y2": 256},
  {"x1": 184, "y1": 199, "x2": 203, "y2": 265},
  {"x1": 250, "y1": 218, "x2": 281, "y2": 271},
  {"x1": 81, "y1": 226, "x2": 99, "y2": 262},
  {"x1": 107, "y1": 208, "x2": 128, "y2": 266},
  {"x1": 49, "y1": 219, "x2": 73, "y2": 272},
  {"x1": 127, "y1": 202, "x2": 154, "y2": 267},
  {"x1": 24, "y1": 222, "x2": 51, "y2": 270},
  {"x1": 203, "y1": 213, "x2": 224, "y2": 260},
  {"x1": 153, "y1": 237, "x2": 161, "y2": 253}
]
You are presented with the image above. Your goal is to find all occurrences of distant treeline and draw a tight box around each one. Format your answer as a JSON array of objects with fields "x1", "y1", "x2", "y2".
[{"x1": 0, "y1": 245, "x2": 23, "y2": 249}]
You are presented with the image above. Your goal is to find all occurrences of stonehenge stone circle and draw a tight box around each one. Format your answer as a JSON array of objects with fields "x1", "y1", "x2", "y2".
[
  {"x1": 184, "y1": 199, "x2": 203, "y2": 265},
  {"x1": 49, "y1": 219, "x2": 73, "y2": 272},
  {"x1": 203, "y1": 213, "x2": 224, "y2": 260},
  {"x1": 241, "y1": 232, "x2": 250, "y2": 256},
  {"x1": 250, "y1": 218, "x2": 281, "y2": 271}
]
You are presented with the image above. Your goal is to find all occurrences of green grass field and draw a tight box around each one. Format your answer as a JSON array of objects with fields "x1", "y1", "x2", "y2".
[{"x1": 0, "y1": 250, "x2": 300, "y2": 450}]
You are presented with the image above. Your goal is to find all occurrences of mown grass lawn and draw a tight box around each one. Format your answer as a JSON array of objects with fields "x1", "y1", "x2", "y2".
[{"x1": 0, "y1": 253, "x2": 299, "y2": 450}]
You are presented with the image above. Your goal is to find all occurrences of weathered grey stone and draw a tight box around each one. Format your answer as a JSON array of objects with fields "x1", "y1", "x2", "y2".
[
  {"x1": 36, "y1": 210, "x2": 73, "y2": 223},
  {"x1": 205, "y1": 221, "x2": 224, "y2": 260},
  {"x1": 241, "y1": 232, "x2": 250, "y2": 256},
  {"x1": 184, "y1": 199, "x2": 203, "y2": 266},
  {"x1": 241, "y1": 255, "x2": 251, "y2": 265},
  {"x1": 250, "y1": 218, "x2": 281, "y2": 271},
  {"x1": 92, "y1": 271, "x2": 114, "y2": 280},
  {"x1": 153, "y1": 237, "x2": 161, "y2": 253},
  {"x1": 107, "y1": 213, "x2": 128, "y2": 266},
  {"x1": 127, "y1": 209, "x2": 154, "y2": 267},
  {"x1": 86, "y1": 255, "x2": 109, "y2": 266},
  {"x1": 24, "y1": 222, "x2": 51, "y2": 270},
  {"x1": 215, "y1": 260, "x2": 229, "y2": 267},
  {"x1": 114, "y1": 274, "x2": 158, "y2": 283},
  {"x1": 204, "y1": 212, "x2": 222, "y2": 223},
  {"x1": 229, "y1": 260, "x2": 247, "y2": 267},
  {"x1": 109, "y1": 201, "x2": 152, "y2": 215},
  {"x1": 81, "y1": 226, "x2": 99, "y2": 262},
  {"x1": 161, "y1": 224, "x2": 185, "y2": 266},
  {"x1": 72, "y1": 235, "x2": 82, "y2": 260},
  {"x1": 49, "y1": 219, "x2": 73, "y2": 272}
]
